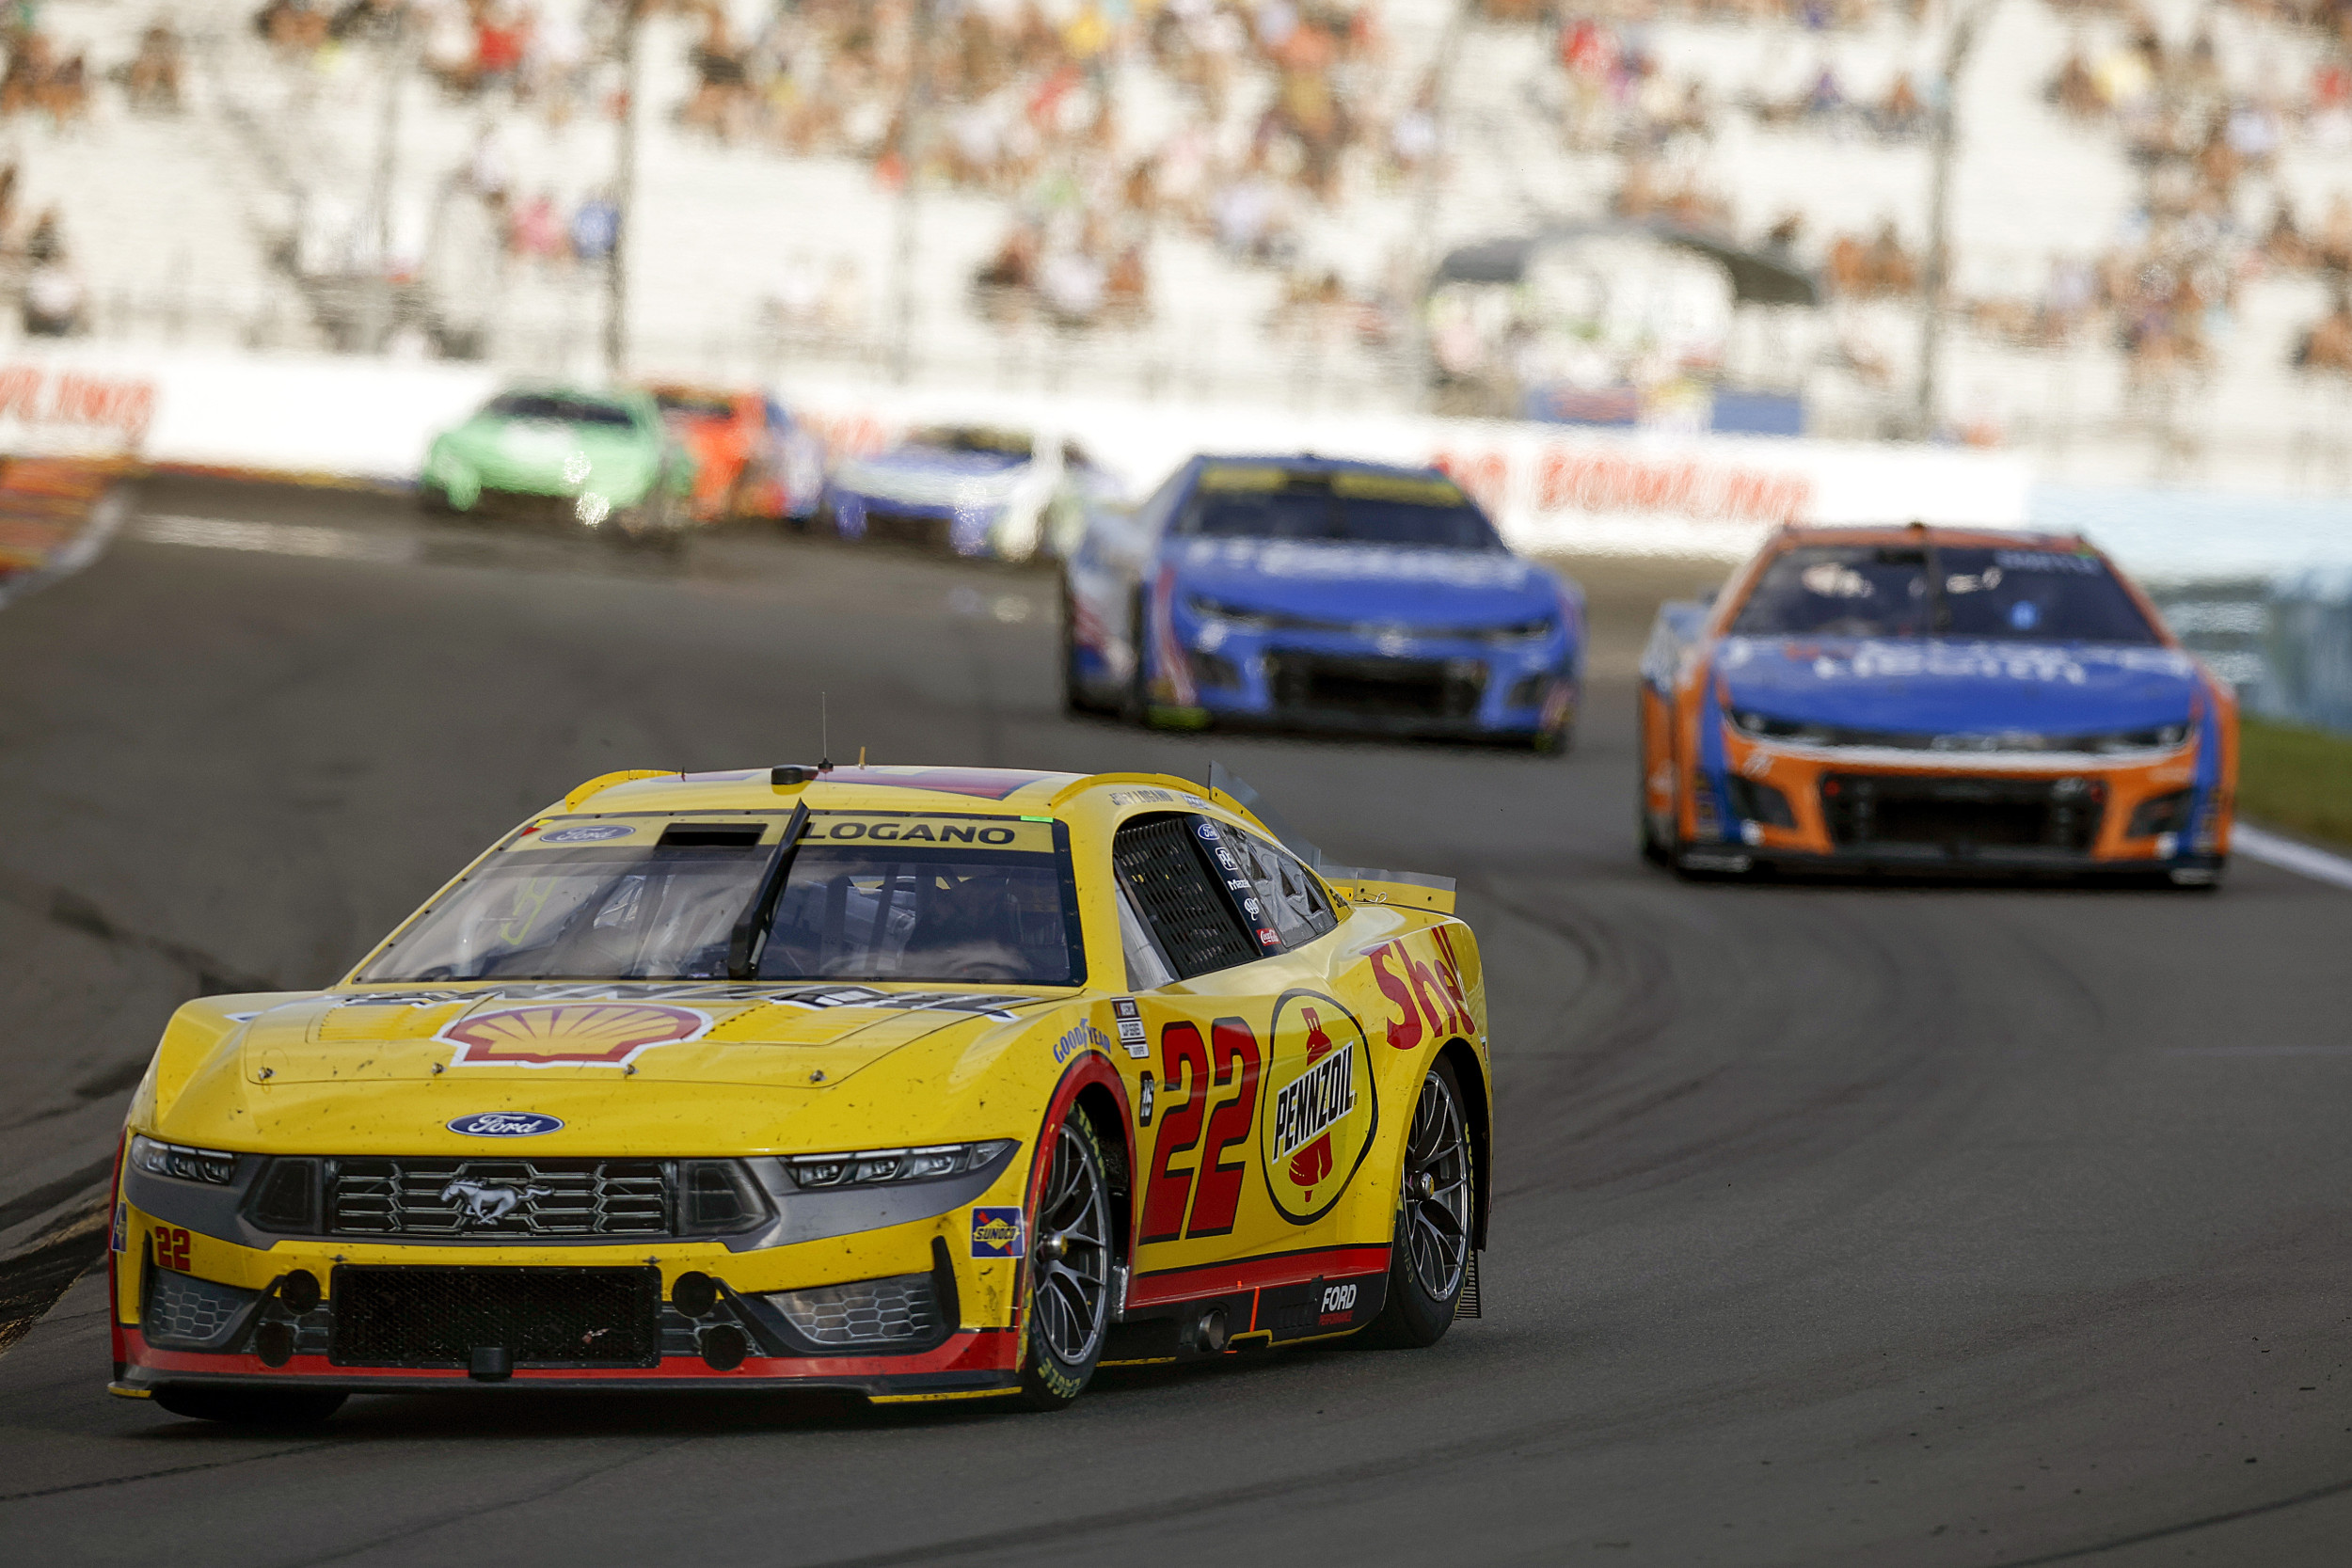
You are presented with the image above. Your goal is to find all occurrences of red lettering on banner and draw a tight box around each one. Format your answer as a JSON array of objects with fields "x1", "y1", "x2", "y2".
[{"x1": 1525, "y1": 444, "x2": 1814, "y2": 524}]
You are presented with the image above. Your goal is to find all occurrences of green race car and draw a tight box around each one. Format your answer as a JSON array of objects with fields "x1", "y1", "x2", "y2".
[{"x1": 421, "y1": 385, "x2": 697, "y2": 540}]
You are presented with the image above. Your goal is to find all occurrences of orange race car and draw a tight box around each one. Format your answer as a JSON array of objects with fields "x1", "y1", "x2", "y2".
[
  {"x1": 1639, "y1": 524, "x2": 2236, "y2": 884},
  {"x1": 648, "y1": 385, "x2": 825, "y2": 524}
]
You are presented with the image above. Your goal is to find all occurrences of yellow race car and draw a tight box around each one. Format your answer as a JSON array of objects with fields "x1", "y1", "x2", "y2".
[{"x1": 106, "y1": 764, "x2": 1491, "y2": 1421}]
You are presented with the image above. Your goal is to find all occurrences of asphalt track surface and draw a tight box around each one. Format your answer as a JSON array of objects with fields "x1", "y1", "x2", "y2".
[{"x1": 2, "y1": 475, "x2": 2350, "y2": 1567}]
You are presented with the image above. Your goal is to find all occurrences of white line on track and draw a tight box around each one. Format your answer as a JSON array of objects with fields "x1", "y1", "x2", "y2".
[
  {"x1": 134, "y1": 514, "x2": 418, "y2": 565},
  {"x1": 2233, "y1": 825, "x2": 2352, "y2": 892}
]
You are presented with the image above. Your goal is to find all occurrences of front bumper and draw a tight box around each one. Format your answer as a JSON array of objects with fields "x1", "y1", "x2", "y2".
[
  {"x1": 825, "y1": 487, "x2": 1004, "y2": 556},
  {"x1": 110, "y1": 1163, "x2": 1033, "y2": 1402},
  {"x1": 1161, "y1": 622, "x2": 1578, "y2": 740},
  {"x1": 1676, "y1": 723, "x2": 2230, "y2": 879}
]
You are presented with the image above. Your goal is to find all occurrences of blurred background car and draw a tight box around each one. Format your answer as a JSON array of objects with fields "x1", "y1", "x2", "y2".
[
  {"x1": 1640, "y1": 526, "x2": 2236, "y2": 882},
  {"x1": 819, "y1": 424, "x2": 1112, "y2": 562},
  {"x1": 421, "y1": 385, "x2": 696, "y2": 543},
  {"x1": 647, "y1": 384, "x2": 825, "y2": 526},
  {"x1": 1064, "y1": 455, "x2": 1584, "y2": 750}
]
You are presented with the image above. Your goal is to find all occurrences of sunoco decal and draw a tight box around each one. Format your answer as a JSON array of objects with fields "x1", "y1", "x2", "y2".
[
  {"x1": 970, "y1": 1206, "x2": 1025, "y2": 1259},
  {"x1": 1259, "y1": 990, "x2": 1378, "y2": 1226}
]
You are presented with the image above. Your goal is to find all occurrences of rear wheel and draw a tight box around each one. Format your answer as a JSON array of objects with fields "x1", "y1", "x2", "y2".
[
  {"x1": 1060, "y1": 580, "x2": 1104, "y2": 715},
  {"x1": 152, "y1": 1386, "x2": 346, "y2": 1427},
  {"x1": 1358, "y1": 1058, "x2": 1475, "y2": 1349},
  {"x1": 1013, "y1": 1113, "x2": 1114, "y2": 1410},
  {"x1": 1118, "y1": 591, "x2": 1151, "y2": 727}
]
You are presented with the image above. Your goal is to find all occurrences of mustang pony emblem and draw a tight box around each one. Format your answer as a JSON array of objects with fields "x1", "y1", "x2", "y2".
[{"x1": 440, "y1": 1179, "x2": 552, "y2": 1226}]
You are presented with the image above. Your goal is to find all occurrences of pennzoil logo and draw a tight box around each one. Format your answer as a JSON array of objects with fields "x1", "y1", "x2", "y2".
[
  {"x1": 1259, "y1": 991, "x2": 1377, "y2": 1226},
  {"x1": 438, "y1": 1003, "x2": 710, "y2": 1069}
]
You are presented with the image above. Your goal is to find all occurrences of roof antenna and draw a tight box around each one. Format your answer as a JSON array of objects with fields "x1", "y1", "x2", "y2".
[
  {"x1": 858, "y1": 746, "x2": 867, "y2": 768},
  {"x1": 819, "y1": 692, "x2": 832, "y2": 773}
]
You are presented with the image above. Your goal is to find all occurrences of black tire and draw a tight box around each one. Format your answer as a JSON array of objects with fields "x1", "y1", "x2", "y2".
[
  {"x1": 1118, "y1": 590, "x2": 1151, "y2": 727},
  {"x1": 1059, "y1": 580, "x2": 1103, "y2": 716},
  {"x1": 1637, "y1": 708, "x2": 1674, "y2": 866},
  {"x1": 1013, "y1": 1112, "x2": 1116, "y2": 1410},
  {"x1": 1358, "y1": 1057, "x2": 1475, "y2": 1350},
  {"x1": 152, "y1": 1386, "x2": 346, "y2": 1427},
  {"x1": 418, "y1": 482, "x2": 454, "y2": 516}
]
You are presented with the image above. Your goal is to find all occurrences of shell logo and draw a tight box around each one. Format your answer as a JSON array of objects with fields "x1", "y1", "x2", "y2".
[{"x1": 438, "y1": 1003, "x2": 711, "y2": 1069}]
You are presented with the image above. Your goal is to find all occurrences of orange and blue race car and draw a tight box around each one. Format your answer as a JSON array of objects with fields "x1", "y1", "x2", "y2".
[
  {"x1": 106, "y1": 765, "x2": 1489, "y2": 1423},
  {"x1": 1639, "y1": 524, "x2": 2236, "y2": 884},
  {"x1": 647, "y1": 385, "x2": 825, "y2": 524}
]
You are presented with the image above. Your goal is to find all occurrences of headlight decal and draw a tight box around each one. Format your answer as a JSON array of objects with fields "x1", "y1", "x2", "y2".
[
  {"x1": 784, "y1": 1140, "x2": 1013, "y2": 1190},
  {"x1": 129, "y1": 1134, "x2": 237, "y2": 1185}
]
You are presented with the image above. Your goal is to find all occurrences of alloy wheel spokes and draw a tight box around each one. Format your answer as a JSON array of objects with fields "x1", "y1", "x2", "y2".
[
  {"x1": 1030, "y1": 1123, "x2": 1111, "y2": 1365},
  {"x1": 1402, "y1": 1070, "x2": 1471, "y2": 1299}
]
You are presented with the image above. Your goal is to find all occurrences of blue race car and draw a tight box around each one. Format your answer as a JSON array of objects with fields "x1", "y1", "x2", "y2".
[
  {"x1": 820, "y1": 424, "x2": 1111, "y2": 561},
  {"x1": 1062, "y1": 455, "x2": 1584, "y2": 748},
  {"x1": 1638, "y1": 523, "x2": 2237, "y2": 883}
]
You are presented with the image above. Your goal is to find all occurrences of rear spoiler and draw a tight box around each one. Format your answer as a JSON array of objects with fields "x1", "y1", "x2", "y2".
[
  {"x1": 1318, "y1": 866, "x2": 1456, "y2": 914},
  {"x1": 1200, "y1": 762, "x2": 1458, "y2": 913}
]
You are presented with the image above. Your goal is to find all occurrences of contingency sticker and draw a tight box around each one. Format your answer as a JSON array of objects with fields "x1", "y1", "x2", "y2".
[
  {"x1": 970, "y1": 1206, "x2": 1025, "y2": 1259},
  {"x1": 1112, "y1": 996, "x2": 1147, "y2": 1058}
]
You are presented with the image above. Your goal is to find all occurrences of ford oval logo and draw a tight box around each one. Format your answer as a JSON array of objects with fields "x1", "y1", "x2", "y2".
[
  {"x1": 538, "y1": 824, "x2": 633, "y2": 844},
  {"x1": 447, "y1": 1111, "x2": 564, "y2": 1137}
]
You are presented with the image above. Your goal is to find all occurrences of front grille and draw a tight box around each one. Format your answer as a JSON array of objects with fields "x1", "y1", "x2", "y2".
[
  {"x1": 1820, "y1": 774, "x2": 2104, "y2": 853},
  {"x1": 1266, "y1": 653, "x2": 1485, "y2": 721},
  {"x1": 330, "y1": 1265, "x2": 660, "y2": 1367},
  {"x1": 328, "y1": 1159, "x2": 668, "y2": 1238},
  {"x1": 144, "y1": 1266, "x2": 258, "y2": 1350},
  {"x1": 860, "y1": 510, "x2": 951, "y2": 550},
  {"x1": 765, "y1": 1273, "x2": 943, "y2": 1347}
]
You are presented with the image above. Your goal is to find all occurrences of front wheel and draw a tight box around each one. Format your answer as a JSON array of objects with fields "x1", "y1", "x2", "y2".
[
  {"x1": 1014, "y1": 1113, "x2": 1115, "y2": 1409},
  {"x1": 151, "y1": 1386, "x2": 346, "y2": 1426},
  {"x1": 1358, "y1": 1057, "x2": 1475, "y2": 1349}
]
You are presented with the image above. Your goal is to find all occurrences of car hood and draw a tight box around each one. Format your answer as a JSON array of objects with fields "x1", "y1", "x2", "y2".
[
  {"x1": 147, "y1": 984, "x2": 1066, "y2": 1155},
  {"x1": 834, "y1": 446, "x2": 1031, "y2": 504},
  {"x1": 1717, "y1": 636, "x2": 2202, "y2": 734},
  {"x1": 440, "y1": 417, "x2": 655, "y2": 473},
  {"x1": 1171, "y1": 537, "x2": 1559, "y2": 628}
]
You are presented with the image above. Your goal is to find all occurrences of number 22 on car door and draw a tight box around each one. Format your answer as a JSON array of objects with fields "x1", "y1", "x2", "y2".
[{"x1": 1134, "y1": 993, "x2": 1267, "y2": 1266}]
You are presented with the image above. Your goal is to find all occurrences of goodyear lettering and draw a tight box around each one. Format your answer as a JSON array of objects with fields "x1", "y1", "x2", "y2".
[
  {"x1": 1272, "y1": 1040, "x2": 1358, "y2": 1161},
  {"x1": 1054, "y1": 1018, "x2": 1115, "y2": 1065}
]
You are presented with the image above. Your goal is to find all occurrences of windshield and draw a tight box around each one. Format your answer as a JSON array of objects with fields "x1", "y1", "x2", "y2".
[
  {"x1": 1730, "y1": 544, "x2": 2159, "y2": 643},
  {"x1": 358, "y1": 817, "x2": 1081, "y2": 986},
  {"x1": 1178, "y1": 467, "x2": 1502, "y2": 549},
  {"x1": 654, "y1": 392, "x2": 735, "y2": 419},
  {"x1": 905, "y1": 425, "x2": 1031, "y2": 458},
  {"x1": 485, "y1": 392, "x2": 637, "y2": 429}
]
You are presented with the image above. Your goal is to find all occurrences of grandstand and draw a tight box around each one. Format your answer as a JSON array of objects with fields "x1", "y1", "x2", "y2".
[{"x1": 0, "y1": 0, "x2": 2345, "y2": 496}]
